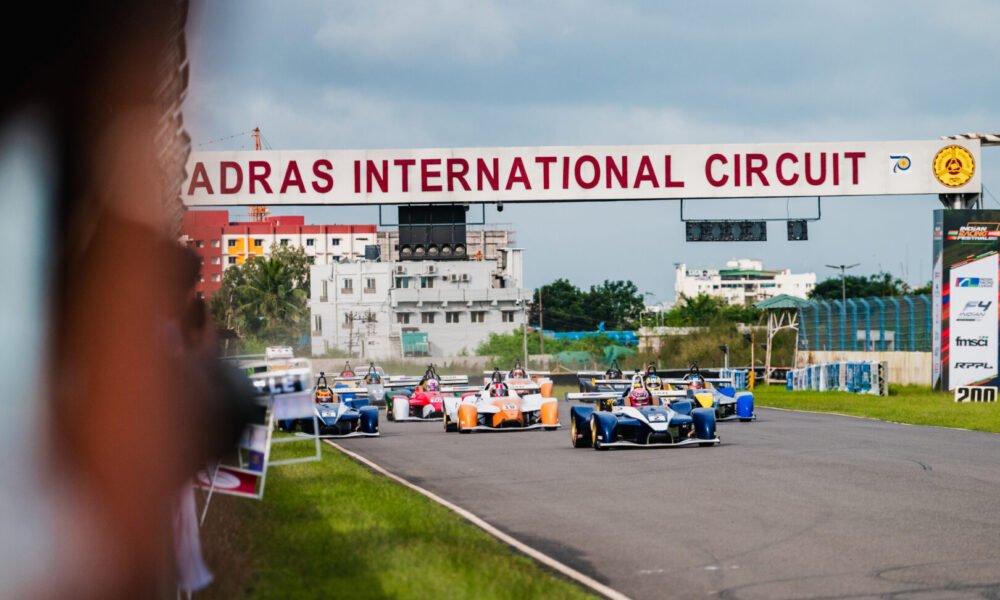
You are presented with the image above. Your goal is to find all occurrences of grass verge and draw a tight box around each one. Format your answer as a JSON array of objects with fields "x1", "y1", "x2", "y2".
[
  {"x1": 198, "y1": 441, "x2": 596, "y2": 599},
  {"x1": 753, "y1": 384, "x2": 1000, "y2": 434}
]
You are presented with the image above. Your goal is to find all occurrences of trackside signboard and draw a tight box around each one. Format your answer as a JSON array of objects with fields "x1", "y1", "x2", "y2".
[
  {"x1": 181, "y1": 140, "x2": 980, "y2": 206},
  {"x1": 933, "y1": 209, "x2": 1000, "y2": 391}
]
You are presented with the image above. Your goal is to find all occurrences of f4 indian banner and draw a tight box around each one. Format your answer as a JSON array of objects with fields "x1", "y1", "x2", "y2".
[
  {"x1": 181, "y1": 140, "x2": 980, "y2": 206},
  {"x1": 933, "y1": 210, "x2": 1000, "y2": 390}
]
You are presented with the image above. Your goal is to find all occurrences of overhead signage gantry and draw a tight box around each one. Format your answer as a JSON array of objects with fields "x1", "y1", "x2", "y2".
[
  {"x1": 180, "y1": 136, "x2": 990, "y2": 392},
  {"x1": 182, "y1": 139, "x2": 981, "y2": 207}
]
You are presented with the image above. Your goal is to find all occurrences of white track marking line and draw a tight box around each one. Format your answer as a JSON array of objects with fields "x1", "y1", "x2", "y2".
[{"x1": 324, "y1": 440, "x2": 632, "y2": 600}]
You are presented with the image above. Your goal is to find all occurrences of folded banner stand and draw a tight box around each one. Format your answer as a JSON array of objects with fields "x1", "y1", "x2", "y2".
[{"x1": 196, "y1": 357, "x2": 319, "y2": 523}]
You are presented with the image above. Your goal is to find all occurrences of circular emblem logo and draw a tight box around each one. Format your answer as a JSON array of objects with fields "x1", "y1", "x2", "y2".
[{"x1": 933, "y1": 145, "x2": 975, "y2": 188}]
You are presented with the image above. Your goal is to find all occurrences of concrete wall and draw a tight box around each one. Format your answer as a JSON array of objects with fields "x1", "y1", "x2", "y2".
[{"x1": 797, "y1": 351, "x2": 931, "y2": 386}]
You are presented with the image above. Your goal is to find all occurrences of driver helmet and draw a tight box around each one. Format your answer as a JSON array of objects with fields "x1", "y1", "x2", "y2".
[
  {"x1": 689, "y1": 375, "x2": 705, "y2": 390},
  {"x1": 629, "y1": 387, "x2": 651, "y2": 406},
  {"x1": 426, "y1": 378, "x2": 439, "y2": 392},
  {"x1": 511, "y1": 368, "x2": 527, "y2": 378},
  {"x1": 490, "y1": 382, "x2": 508, "y2": 397},
  {"x1": 646, "y1": 374, "x2": 662, "y2": 391},
  {"x1": 315, "y1": 387, "x2": 333, "y2": 402}
]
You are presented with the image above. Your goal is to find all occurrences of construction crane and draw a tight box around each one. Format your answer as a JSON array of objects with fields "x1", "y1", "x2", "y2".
[{"x1": 249, "y1": 127, "x2": 270, "y2": 223}]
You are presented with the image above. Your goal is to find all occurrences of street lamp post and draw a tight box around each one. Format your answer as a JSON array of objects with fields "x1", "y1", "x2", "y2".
[
  {"x1": 825, "y1": 263, "x2": 860, "y2": 307},
  {"x1": 826, "y1": 263, "x2": 859, "y2": 349}
]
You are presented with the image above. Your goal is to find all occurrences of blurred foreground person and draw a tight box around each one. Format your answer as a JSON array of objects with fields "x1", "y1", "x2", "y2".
[{"x1": 0, "y1": 2, "x2": 250, "y2": 598}]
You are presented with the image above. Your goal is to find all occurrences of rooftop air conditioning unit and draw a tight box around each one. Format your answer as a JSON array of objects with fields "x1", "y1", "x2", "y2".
[{"x1": 461, "y1": 273, "x2": 470, "y2": 282}]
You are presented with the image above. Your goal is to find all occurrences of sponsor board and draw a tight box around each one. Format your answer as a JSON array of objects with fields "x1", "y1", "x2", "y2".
[
  {"x1": 954, "y1": 386, "x2": 998, "y2": 403},
  {"x1": 947, "y1": 250, "x2": 999, "y2": 388},
  {"x1": 182, "y1": 140, "x2": 981, "y2": 206}
]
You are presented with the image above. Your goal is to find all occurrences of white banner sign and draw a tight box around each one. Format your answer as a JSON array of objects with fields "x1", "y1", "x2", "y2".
[
  {"x1": 181, "y1": 140, "x2": 981, "y2": 206},
  {"x1": 949, "y1": 253, "x2": 998, "y2": 388}
]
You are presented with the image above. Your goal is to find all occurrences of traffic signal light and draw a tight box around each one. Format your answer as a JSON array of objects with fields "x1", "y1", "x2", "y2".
[{"x1": 787, "y1": 220, "x2": 808, "y2": 241}]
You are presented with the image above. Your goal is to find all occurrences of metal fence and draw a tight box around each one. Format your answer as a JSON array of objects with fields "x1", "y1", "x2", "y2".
[{"x1": 798, "y1": 294, "x2": 932, "y2": 353}]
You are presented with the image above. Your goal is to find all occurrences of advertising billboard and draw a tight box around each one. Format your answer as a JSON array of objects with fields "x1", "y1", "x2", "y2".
[{"x1": 933, "y1": 210, "x2": 1000, "y2": 390}]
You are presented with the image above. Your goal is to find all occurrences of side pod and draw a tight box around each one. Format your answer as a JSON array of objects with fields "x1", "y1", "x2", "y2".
[
  {"x1": 736, "y1": 392, "x2": 754, "y2": 420},
  {"x1": 691, "y1": 407, "x2": 717, "y2": 441},
  {"x1": 359, "y1": 406, "x2": 379, "y2": 433}
]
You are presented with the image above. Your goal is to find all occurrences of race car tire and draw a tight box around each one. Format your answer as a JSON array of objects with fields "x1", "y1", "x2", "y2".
[
  {"x1": 699, "y1": 442, "x2": 716, "y2": 447},
  {"x1": 740, "y1": 418, "x2": 753, "y2": 423},
  {"x1": 590, "y1": 416, "x2": 607, "y2": 451},
  {"x1": 571, "y1": 417, "x2": 591, "y2": 448},
  {"x1": 301, "y1": 418, "x2": 315, "y2": 435},
  {"x1": 444, "y1": 412, "x2": 457, "y2": 432}
]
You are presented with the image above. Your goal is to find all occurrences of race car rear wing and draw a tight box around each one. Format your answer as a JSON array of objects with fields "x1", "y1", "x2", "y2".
[
  {"x1": 567, "y1": 390, "x2": 688, "y2": 402},
  {"x1": 661, "y1": 377, "x2": 734, "y2": 387},
  {"x1": 384, "y1": 375, "x2": 470, "y2": 388}
]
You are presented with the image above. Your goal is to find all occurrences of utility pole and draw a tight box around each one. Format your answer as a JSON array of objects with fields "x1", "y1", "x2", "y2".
[{"x1": 521, "y1": 299, "x2": 529, "y2": 370}]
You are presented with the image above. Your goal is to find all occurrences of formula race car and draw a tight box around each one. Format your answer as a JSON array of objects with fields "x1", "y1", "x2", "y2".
[
  {"x1": 328, "y1": 362, "x2": 389, "y2": 406},
  {"x1": 568, "y1": 375, "x2": 719, "y2": 450},
  {"x1": 443, "y1": 369, "x2": 560, "y2": 433},
  {"x1": 576, "y1": 360, "x2": 655, "y2": 393},
  {"x1": 301, "y1": 371, "x2": 379, "y2": 437},
  {"x1": 664, "y1": 365, "x2": 755, "y2": 422},
  {"x1": 385, "y1": 365, "x2": 478, "y2": 421},
  {"x1": 481, "y1": 360, "x2": 555, "y2": 397}
]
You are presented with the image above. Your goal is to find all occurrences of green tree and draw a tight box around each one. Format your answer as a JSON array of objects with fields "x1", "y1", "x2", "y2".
[
  {"x1": 531, "y1": 279, "x2": 587, "y2": 330},
  {"x1": 583, "y1": 280, "x2": 645, "y2": 330},
  {"x1": 809, "y1": 271, "x2": 913, "y2": 300},
  {"x1": 211, "y1": 247, "x2": 311, "y2": 347}
]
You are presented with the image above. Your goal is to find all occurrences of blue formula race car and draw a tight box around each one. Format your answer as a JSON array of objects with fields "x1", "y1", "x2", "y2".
[
  {"x1": 663, "y1": 365, "x2": 756, "y2": 422},
  {"x1": 301, "y1": 372, "x2": 379, "y2": 438},
  {"x1": 568, "y1": 375, "x2": 719, "y2": 450}
]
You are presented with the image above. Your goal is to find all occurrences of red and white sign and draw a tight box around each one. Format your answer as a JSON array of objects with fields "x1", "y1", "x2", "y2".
[
  {"x1": 194, "y1": 466, "x2": 262, "y2": 499},
  {"x1": 181, "y1": 140, "x2": 981, "y2": 206}
]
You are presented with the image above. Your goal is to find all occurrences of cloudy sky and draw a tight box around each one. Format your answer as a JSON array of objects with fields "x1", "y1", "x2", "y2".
[{"x1": 184, "y1": 0, "x2": 1000, "y2": 303}]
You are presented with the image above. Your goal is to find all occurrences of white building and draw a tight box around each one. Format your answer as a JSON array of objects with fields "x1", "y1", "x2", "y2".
[
  {"x1": 376, "y1": 226, "x2": 514, "y2": 262},
  {"x1": 310, "y1": 249, "x2": 530, "y2": 358},
  {"x1": 674, "y1": 259, "x2": 816, "y2": 306}
]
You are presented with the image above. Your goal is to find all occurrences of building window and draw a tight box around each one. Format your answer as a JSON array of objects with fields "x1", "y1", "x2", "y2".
[
  {"x1": 502, "y1": 311, "x2": 515, "y2": 323},
  {"x1": 395, "y1": 277, "x2": 409, "y2": 289},
  {"x1": 321, "y1": 280, "x2": 328, "y2": 299},
  {"x1": 344, "y1": 313, "x2": 352, "y2": 325},
  {"x1": 280, "y1": 239, "x2": 290, "y2": 246},
  {"x1": 227, "y1": 239, "x2": 237, "y2": 247},
  {"x1": 471, "y1": 311, "x2": 485, "y2": 323},
  {"x1": 195, "y1": 240, "x2": 204, "y2": 248},
  {"x1": 420, "y1": 276, "x2": 433, "y2": 289},
  {"x1": 364, "y1": 278, "x2": 376, "y2": 293},
  {"x1": 357, "y1": 237, "x2": 368, "y2": 241},
  {"x1": 446, "y1": 312, "x2": 461, "y2": 324},
  {"x1": 253, "y1": 239, "x2": 263, "y2": 247},
  {"x1": 331, "y1": 238, "x2": 341, "y2": 246},
  {"x1": 211, "y1": 274, "x2": 221, "y2": 282},
  {"x1": 211, "y1": 257, "x2": 221, "y2": 265},
  {"x1": 342, "y1": 278, "x2": 353, "y2": 291},
  {"x1": 397, "y1": 313, "x2": 410, "y2": 325},
  {"x1": 199, "y1": 275, "x2": 204, "y2": 283},
  {"x1": 421, "y1": 312, "x2": 435, "y2": 324},
  {"x1": 211, "y1": 240, "x2": 220, "y2": 248},
  {"x1": 198, "y1": 257, "x2": 205, "y2": 265},
  {"x1": 306, "y1": 238, "x2": 315, "y2": 246},
  {"x1": 228, "y1": 256, "x2": 237, "y2": 265},
  {"x1": 314, "y1": 315, "x2": 322, "y2": 333},
  {"x1": 195, "y1": 291, "x2": 204, "y2": 299}
]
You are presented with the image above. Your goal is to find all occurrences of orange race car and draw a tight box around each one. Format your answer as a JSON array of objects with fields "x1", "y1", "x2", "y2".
[{"x1": 442, "y1": 369, "x2": 559, "y2": 433}]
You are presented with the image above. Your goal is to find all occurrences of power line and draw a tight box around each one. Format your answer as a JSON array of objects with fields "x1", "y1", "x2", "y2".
[{"x1": 194, "y1": 129, "x2": 255, "y2": 148}]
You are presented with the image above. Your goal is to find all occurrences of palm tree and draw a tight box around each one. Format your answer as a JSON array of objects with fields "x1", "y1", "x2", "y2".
[{"x1": 233, "y1": 256, "x2": 309, "y2": 342}]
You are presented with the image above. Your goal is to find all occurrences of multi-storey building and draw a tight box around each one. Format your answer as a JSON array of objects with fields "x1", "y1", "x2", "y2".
[
  {"x1": 179, "y1": 210, "x2": 377, "y2": 298},
  {"x1": 310, "y1": 249, "x2": 529, "y2": 358},
  {"x1": 674, "y1": 259, "x2": 816, "y2": 306}
]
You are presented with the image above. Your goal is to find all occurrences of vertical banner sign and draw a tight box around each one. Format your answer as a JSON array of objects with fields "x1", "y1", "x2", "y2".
[
  {"x1": 932, "y1": 211, "x2": 944, "y2": 389},
  {"x1": 933, "y1": 210, "x2": 1000, "y2": 390}
]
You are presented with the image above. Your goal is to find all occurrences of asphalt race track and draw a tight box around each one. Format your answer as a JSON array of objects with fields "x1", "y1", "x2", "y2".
[{"x1": 336, "y1": 404, "x2": 1000, "y2": 599}]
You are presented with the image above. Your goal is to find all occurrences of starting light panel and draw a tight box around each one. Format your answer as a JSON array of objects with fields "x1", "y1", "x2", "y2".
[{"x1": 686, "y1": 220, "x2": 767, "y2": 242}]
